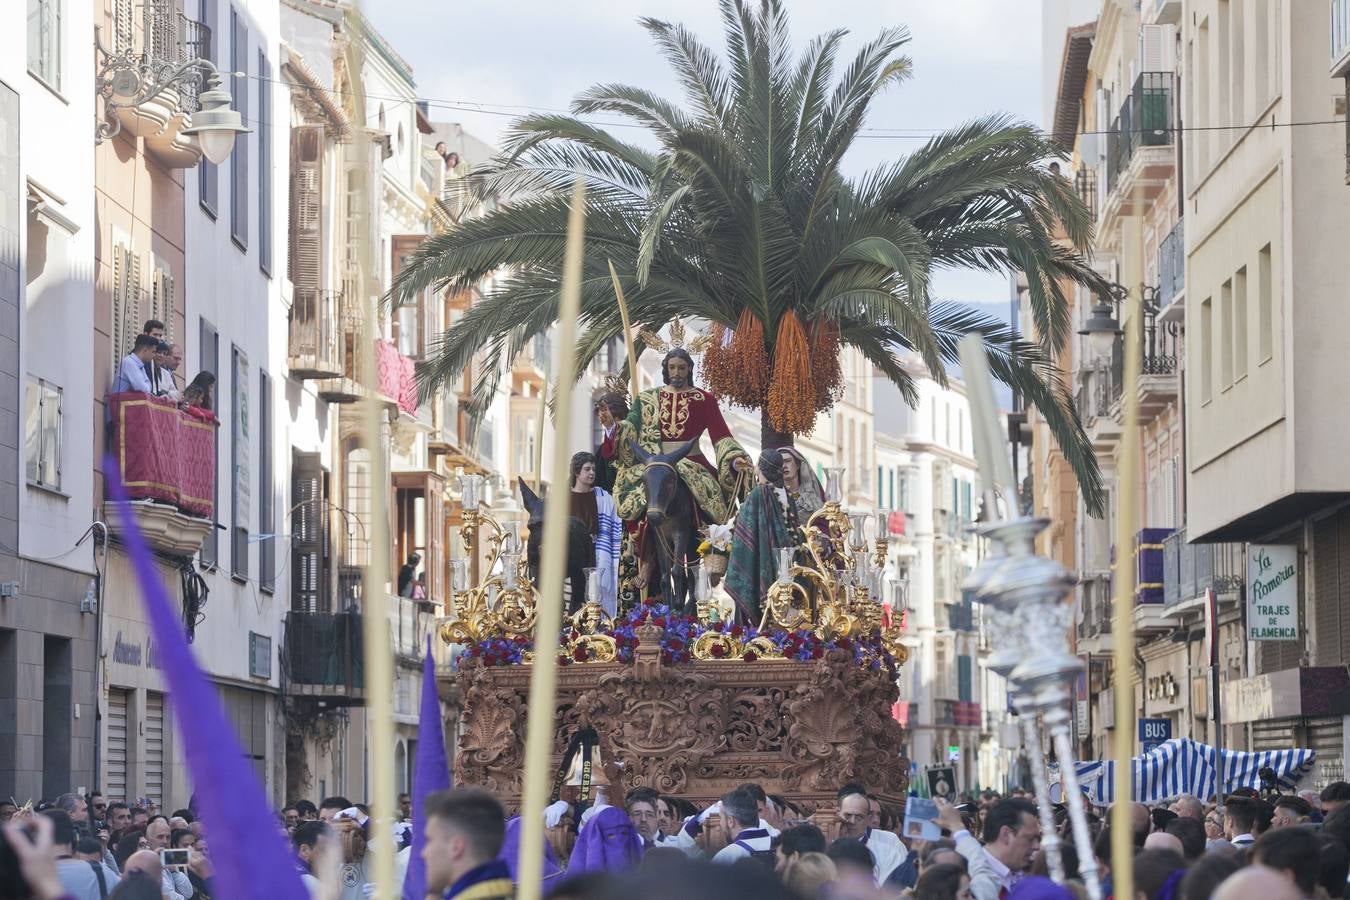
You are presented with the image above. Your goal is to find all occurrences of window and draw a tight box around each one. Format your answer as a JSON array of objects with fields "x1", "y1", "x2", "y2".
[
  {"x1": 1230, "y1": 0, "x2": 1244, "y2": 125},
  {"x1": 110, "y1": 243, "x2": 142, "y2": 363},
  {"x1": 876, "y1": 466, "x2": 884, "y2": 507},
  {"x1": 198, "y1": 0, "x2": 219, "y2": 217},
  {"x1": 1219, "y1": 278, "x2": 1233, "y2": 388},
  {"x1": 1200, "y1": 298, "x2": 1213, "y2": 403},
  {"x1": 1233, "y1": 265, "x2": 1247, "y2": 380},
  {"x1": 27, "y1": 0, "x2": 61, "y2": 90},
  {"x1": 291, "y1": 450, "x2": 329, "y2": 613},
  {"x1": 24, "y1": 377, "x2": 61, "y2": 490},
  {"x1": 229, "y1": 9, "x2": 249, "y2": 250},
  {"x1": 257, "y1": 50, "x2": 271, "y2": 276},
  {"x1": 1217, "y1": 1, "x2": 1230, "y2": 130},
  {"x1": 1258, "y1": 244, "x2": 1273, "y2": 361},
  {"x1": 258, "y1": 369, "x2": 274, "y2": 592},
  {"x1": 231, "y1": 345, "x2": 250, "y2": 577},
  {"x1": 199, "y1": 319, "x2": 220, "y2": 566},
  {"x1": 391, "y1": 236, "x2": 427, "y2": 357}
]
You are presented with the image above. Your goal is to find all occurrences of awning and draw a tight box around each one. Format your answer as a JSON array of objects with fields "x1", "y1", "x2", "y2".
[{"x1": 1050, "y1": 737, "x2": 1316, "y2": 805}]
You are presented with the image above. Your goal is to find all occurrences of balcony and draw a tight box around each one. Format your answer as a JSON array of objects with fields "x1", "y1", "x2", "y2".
[
  {"x1": 1075, "y1": 576, "x2": 1113, "y2": 655},
  {"x1": 1333, "y1": 0, "x2": 1350, "y2": 76},
  {"x1": 1102, "y1": 73, "x2": 1177, "y2": 222},
  {"x1": 1162, "y1": 528, "x2": 1246, "y2": 613},
  {"x1": 1135, "y1": 301, "x2": 1180, "y2": 418},
  {"x1": 1076, "y1": 361, "x2": 1121, "y2": 451},
  {"x1": 511, "y1": 334, "x2": 552, "y2": 390},
  {"x1": 1074, "y1": 168, "x2": 1098, "y2": 221},
  {"x1": 1142, "y1": 0, "x2": 1182, "y2": 25},
  {"x1": 1157, "y1": 218, "x2": 1185, "y2": 321},
  {"x1": 283, "y1": 612, "x2": 365, "y2": 704},
  {"x1": 1135, "y1": 527, "x2": 1177, "y2": 635},
  {"x1": 104, "y1": 392, "x2": 217, "y2": 556},
  {"x1": 288, "y1": 290, "x2": 342, "y2": 379},
  {"x1": 317, "y1": 291, "x2": 369, "y2": 403},
  {"x1": 98, "y1": 0, "x2": 214, "y2": 168}
]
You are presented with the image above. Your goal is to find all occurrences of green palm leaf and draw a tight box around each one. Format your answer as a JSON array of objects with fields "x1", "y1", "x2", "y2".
[{"x1": 390, "y1": 0, "x2": 1105, "y2": 505}]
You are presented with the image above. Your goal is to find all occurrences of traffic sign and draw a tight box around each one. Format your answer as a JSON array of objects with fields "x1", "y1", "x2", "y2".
[{"x1": 1139, "y1": 717, "x2": 1172, "y2": 753}]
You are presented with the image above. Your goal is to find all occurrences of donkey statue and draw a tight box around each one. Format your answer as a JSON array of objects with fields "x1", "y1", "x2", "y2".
[
  {"x1": 518, "y1": 477, "x2": 595, "y2": 613},
  {"x1": 630, "y1": 440, "x2": 700, "y2": 616}
]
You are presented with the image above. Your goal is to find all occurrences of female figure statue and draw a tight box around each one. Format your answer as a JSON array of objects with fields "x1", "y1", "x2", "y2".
[{"x1": 723, "y1": 450, "x2": 803, "y2": 623}]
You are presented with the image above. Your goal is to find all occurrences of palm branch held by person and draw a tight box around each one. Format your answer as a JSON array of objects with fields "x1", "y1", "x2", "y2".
[{"x1": 387, "y1": 0, "x2": 1107, "y2": 513}]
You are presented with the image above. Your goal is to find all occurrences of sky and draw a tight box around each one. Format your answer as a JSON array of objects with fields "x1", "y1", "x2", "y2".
[{"x1": 364, "y1": 0, "x2": 1044, "y2": 313}]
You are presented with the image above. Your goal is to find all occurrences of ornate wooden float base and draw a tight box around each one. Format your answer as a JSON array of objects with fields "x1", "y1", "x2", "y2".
[{"x1": 444, "y1": 628, "x2": 910, "y2": 812}]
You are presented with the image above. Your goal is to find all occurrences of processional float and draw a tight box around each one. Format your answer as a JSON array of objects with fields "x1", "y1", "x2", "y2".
[{"x1": 438, "y1": 183, "x2": 1102, "y2": 900}]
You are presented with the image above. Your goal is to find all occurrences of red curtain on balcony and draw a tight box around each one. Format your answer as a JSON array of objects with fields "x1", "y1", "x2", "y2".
[{"x1": 110, "y1": 392, "x2": 219, "y2": 518}]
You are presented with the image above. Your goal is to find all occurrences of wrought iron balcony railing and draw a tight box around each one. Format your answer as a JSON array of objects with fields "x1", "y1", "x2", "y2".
[
  {"x1": 1105, "y1": 72, "x2": 1176, "y2": 197},
  {"x1": 283, "y1": 612, "x2": 365, "y2": 702},
  {"x1": 288, "y1": 289, "x2": 342, "y2": 380},
  {"x1": 1162, "y1": 528, "x2": 1246, "y2": 610},
  {"x1": 1158, "y1": 218, "x2": 1185, "y2": 308}
]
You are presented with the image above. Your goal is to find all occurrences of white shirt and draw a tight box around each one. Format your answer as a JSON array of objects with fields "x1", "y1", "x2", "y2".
[
  {"x1": 862, "y1": 828, "x2": 910, "y2": 883},
  {"x1": 155, "y1": 366, "x2": 180, "y2": 401},
  {"x1": 954, "y1": 829, "x2": 1014, "y2": 900},
  {"x1": 1231, "y1": 832, "x2": 1255, "y2": 846},
  {"x1": 711, "y1": 827, "x2": 774, "y2": 864}
]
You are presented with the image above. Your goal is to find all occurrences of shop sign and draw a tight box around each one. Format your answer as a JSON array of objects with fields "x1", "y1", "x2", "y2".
[
  {"x1": 111, "y1": 631, "x2": 161, "y2": 670},
  {"x1": 1247, "y1": 545, "x2": 1297, "y2": 641}
]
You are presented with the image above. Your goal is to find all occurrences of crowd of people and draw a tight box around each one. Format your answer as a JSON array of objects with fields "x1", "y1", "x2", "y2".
[
  {"x1": 111, "y1": 319, "x2": 215, "y2": 411},
  {"x1": 7, "y1": 778, "x2": 1349, "y2": 898}
]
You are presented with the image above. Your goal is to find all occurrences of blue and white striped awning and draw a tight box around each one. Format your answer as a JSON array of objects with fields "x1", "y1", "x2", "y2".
[{"x1": 1050, "y1": 737, "x2": 1316, "y2": 805}]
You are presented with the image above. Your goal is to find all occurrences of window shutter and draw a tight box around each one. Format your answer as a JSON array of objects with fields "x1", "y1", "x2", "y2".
[
  {"x1": 127, "y1": 248, "x2": 142, "y2": 345},
  {"x1": 288, "y1": 125, "x2": 324, "y2": 292},
  {"x1": 111, "y1": 243, "x2": 126, "y2": 364},
  {"x1": 291, "y1": 451, "x2": 326, "y2": 613},
  {"x1": 1139, "y1": 24, "x2": 1176, "y2": 73},
  {"x1": 958, "y1": 654, "x2": 973, "y2": 702}
]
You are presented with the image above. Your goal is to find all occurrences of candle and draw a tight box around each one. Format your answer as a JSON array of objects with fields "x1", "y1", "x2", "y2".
[
  {"x1": 823, "y1": 468, "x2": 844, "y2": 503},
  {"x1": 874, "y1": 509, "x2": 891, "y2": 543},
  {"x1": 776, "y1": 547, "x2": 795, "y2": 585},
  {"x1": 585, "y1": 566, "x2": 600, "y2": 605}
]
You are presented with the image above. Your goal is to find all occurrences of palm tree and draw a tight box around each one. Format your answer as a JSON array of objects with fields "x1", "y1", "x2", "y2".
[{"x1": 390, "y1": 0, "x2": 1106, "y2": 513}]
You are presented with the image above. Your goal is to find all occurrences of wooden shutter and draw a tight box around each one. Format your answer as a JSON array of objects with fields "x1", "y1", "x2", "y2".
[
  {"x1": 126, "y1": 248, "x2": 141, "y2": 351},
  {"x1": 144, "y1": 691, "x2": 165, "y2": 808},
  {"x1": 291, "y1": 451, "x2": 326, "y2": 613},
  {"x1": 106, "y1": 688, "x2": 129, "y2": 802},
  {"x1": 288, "y1": 125, "x2": 324, "y2": 292},
  {"x1": 111, "y1": 244, "x2": 127, "y2": 365}
]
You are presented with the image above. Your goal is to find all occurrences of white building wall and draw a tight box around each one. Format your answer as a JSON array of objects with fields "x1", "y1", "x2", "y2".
[{"x1": 179, "y1": 0, "x2": 288, "y2": 802}]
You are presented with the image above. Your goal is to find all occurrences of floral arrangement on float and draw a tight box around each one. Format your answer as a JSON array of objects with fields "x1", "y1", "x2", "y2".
[
  {"x1": 695, "y1": 522, "x2": 734, "y2": 577},
  {"x1": 460, "y1": 599, "x2": 899, "y2": 676}
]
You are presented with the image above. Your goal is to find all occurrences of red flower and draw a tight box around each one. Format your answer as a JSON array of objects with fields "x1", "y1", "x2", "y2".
[
  {"x1": 730, "y1": 624, "x2": 745, "y2": 638},
  {"x1": 678, "y1": 651, "x2": 691, "y2": 663},
  {"x1": 573, "y1": 647, "x2": 588, "y2": 663},
  {"x1": 811, "y1": 646, "x2": 824, "y2": 659},
  {"x1": 653, "y1": 616, "x2": 667, "y2": 627},
  {"x1": 667, "y1": 637, "x2": 685, "y2": 652},
  {"x1": 742, "y1": 650, "x2": 759, "y2": 663},
  {"x1": 837, "y1": 638, "x2": 853, "y2": 652},
  {"x1": 642, "y1": 597, "x2": 656, "y2": 607},
  {"x1": 710, "y1": 644, "x2": 726, "y2": 658}
]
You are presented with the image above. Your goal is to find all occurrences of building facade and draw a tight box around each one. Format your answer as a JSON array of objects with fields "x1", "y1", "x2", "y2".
[
  {"x1": 1033, "y1": 0, "x2": 1350, "y2": 786},
  {"x1": 2, "y1": 0, "x2": 99, "y2": 803}
]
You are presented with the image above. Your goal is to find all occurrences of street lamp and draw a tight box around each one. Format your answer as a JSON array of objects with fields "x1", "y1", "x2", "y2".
[
  {"x1": 180, "y1": 71, "x2": 250, "y2": 164},
  {"x1": 1077, "y1": 291, "x2": 1123, "y2": 359}
]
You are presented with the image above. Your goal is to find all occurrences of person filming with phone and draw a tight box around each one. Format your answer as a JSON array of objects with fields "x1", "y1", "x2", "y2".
[{"x1": 145, "y1": 815, "x2": 192, "y2": 900}]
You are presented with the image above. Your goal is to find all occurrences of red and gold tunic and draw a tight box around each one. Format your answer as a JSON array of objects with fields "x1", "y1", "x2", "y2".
[{"x1": 608, "y1": 386, "x2": 748, "y2": 524}]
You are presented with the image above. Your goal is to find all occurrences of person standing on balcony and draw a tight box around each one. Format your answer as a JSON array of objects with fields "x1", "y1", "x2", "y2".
[
  {"x1": 154, "y1": 342, "x2": 182, "y2": 400},
  {"x1": 113, "y1": 334, "x2": 159, "y2": 394},
  {"x1": 570, "y1": 452, "x2": 622, "y2": 615},
  {"x1": 398, "y1": 552, "x2": 422, "y2": 598},
  {"x1": 141, "y1": 319, "x2": 166, "y2": 388}
]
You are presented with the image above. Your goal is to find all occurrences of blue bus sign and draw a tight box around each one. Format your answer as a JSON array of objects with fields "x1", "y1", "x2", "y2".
[{"x1": 1139, "y1": 718, "x2": 1172, "y2": 753}]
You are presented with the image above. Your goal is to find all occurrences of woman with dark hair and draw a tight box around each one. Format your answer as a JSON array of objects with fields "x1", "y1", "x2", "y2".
[
  {"x1": 181, "y1": 371, "x2": 216, "y2": 411},
  {"x1": 723, "y1": 450, "x2": 803, "y2": 624},
  {"x1": 113, "y1": 828, "x2": 148, "y2": 871},
  {"x1": 914, "y1": 861, "x2": 973, "y2": 900}
]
